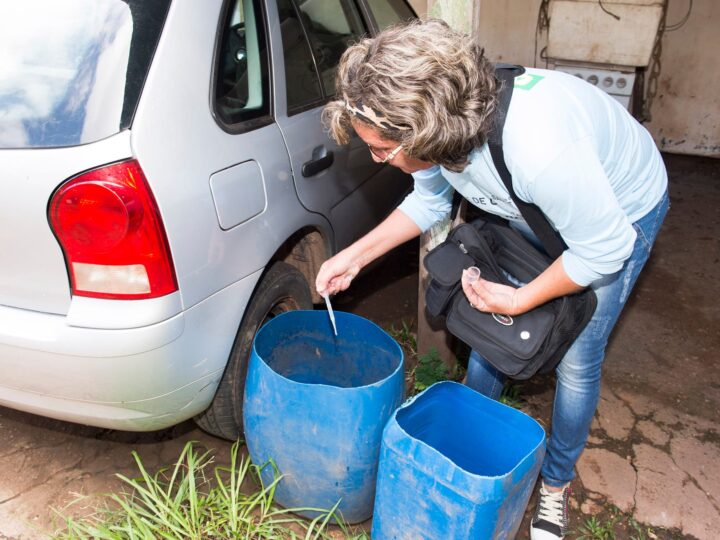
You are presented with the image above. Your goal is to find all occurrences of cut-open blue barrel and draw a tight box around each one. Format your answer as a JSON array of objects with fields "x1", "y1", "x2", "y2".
[
  {"x1": 243, "y1": 310, "x2": 404, "y2": 524},
  {"x1": 372, "y1": 381, "x2": 546, "y2": 539}
]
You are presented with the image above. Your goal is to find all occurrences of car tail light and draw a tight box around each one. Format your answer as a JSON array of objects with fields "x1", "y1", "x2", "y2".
[{"x1": 48, "y1": 160, "x2": 178, "y2": 300}]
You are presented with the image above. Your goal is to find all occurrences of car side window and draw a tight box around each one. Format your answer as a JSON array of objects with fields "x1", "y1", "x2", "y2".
[
  {"x1": 277, "y1": 0, "x2": 324, "y2": 112},
  {"x1": 294, "y1": 0, "x2": 366, "y2": 97},
  {"x1": 365, "y1": 0, "x2": 415, "y2": 30},
  {"x1": 214, "y1": 0, "x2": 270, "y2": 126}
]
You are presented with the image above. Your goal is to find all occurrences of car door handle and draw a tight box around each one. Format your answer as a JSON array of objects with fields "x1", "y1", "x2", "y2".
[{"x1": 302, "y1": 149, "x2": 334, "y2": 177}]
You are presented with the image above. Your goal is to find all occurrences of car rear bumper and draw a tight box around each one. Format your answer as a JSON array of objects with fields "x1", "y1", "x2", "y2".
[{"x1": 0, "y1": 270, "x2": 261, "y2": 431}]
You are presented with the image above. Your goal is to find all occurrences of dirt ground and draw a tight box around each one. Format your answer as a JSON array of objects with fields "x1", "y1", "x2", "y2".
[{"x1": 0, "y1": 152, "x2": 718, "y2": 539}]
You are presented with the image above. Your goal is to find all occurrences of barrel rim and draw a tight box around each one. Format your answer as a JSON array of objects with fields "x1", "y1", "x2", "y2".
[
  {"x1": 251, "y1": 309, "x2": 405, "y2": 390},
  {"x1": 388, "y1": 381, "x2": 546, "y2": 480}
]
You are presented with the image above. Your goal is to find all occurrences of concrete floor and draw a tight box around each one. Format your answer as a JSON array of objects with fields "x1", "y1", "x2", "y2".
[{"x1": 0, "y1": 153, "x2": 717, "y2": 539}]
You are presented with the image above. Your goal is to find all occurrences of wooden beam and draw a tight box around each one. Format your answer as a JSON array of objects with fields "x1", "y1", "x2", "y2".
[
  {"x1": 417, "y1": 229, "x2": 457, "y2": 369},
  {"x1": 416, "y1": 198, "x2": 466, "y2": 369}
]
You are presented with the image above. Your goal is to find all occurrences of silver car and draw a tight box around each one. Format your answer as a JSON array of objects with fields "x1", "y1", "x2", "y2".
[{"x1": 0, "y1": 0, "x2": 415, "y2": 439}]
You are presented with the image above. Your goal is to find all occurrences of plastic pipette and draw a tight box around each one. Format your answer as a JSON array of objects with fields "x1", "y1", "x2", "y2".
[{"x1": 322, "y1": 293, "x2": 338, "y2": 336}]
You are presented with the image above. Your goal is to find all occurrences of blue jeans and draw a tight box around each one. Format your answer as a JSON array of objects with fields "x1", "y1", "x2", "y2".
[{"x1": 465, "y1": 190, "x2": 669, "y2": 487}]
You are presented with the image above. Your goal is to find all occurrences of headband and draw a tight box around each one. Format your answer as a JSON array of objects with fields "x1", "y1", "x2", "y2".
[{"x1": 344, "y1": 98, "x2": 411, "y2": 131}]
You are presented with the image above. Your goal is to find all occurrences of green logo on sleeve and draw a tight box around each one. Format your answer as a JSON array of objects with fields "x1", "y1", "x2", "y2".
[{"x1": 514, "y1": 73, "x2": 544, "y2": 90}]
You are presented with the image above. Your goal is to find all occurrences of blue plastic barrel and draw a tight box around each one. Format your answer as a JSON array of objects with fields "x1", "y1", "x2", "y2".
[
  {"x1": 243, "y1": 310, "x2": 404, "y2": 523},
  {"x1": 372, "y1": 381, "x2": 546, "y2": 539}
]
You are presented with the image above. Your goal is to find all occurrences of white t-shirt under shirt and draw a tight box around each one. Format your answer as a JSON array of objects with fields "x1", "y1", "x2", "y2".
[{"x1": 397, "y1": 68, "x2": 668, "y2": 287}]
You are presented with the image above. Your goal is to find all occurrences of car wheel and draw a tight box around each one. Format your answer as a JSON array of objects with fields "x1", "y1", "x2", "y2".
[{"x1": 195, "y1": 261, "x2": 312, "y2": 440}]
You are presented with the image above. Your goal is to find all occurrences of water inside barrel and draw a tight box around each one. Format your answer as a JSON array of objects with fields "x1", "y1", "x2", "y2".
[{"x1": 265, "y1": 331, "x2": 400, "y2": 388}]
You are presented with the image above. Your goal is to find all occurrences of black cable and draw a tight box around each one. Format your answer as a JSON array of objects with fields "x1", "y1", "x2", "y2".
[
  {"x1": 638, "y1": 0, "x2": 692, "y2": 122},
  {"x1": 534, "y1": 0, "x2": 550, "y2": 68},
  {"x1": 638, "y1": 0, "x2": 669, "y2": 123},
  {"x1": 665, "y1": 0, "x2": 693, "y2": 31},
  {"x1": 598, "y1": 0, "x2": 621, "y2": 21}
]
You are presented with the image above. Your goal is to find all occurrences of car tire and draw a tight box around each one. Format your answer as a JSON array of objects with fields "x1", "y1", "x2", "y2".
[{"x1": 195, "y1": 261, "x2": 313, "y2": 440}]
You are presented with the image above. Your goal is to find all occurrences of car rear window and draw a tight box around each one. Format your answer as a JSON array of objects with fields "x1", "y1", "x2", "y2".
[{"x1": 0, "y1": 0, "x2": 170, "y2": 149}]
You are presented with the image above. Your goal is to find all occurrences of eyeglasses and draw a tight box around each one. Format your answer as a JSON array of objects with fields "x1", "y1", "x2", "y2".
[{"x1": 368, "y1": 143, "x2": 403, "y2": 164}]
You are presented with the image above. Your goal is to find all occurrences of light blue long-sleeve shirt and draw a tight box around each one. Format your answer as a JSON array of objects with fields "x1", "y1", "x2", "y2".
[{"x1": 398, "y1": 68, "x2": 667, "y2": 286}]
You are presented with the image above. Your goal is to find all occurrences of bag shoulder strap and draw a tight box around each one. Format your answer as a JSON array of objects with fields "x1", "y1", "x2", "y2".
[{"x1": 488, "y1": 65, "x2": 568, "y2": 260}]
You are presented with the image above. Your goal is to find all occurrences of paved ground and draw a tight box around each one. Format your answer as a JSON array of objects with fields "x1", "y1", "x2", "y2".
[{"x1": 0, "y1": 153, "x2": 718, "y2": 539}]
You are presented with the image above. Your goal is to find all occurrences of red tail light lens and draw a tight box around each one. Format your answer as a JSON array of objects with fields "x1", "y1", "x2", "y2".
[{"x1": 49, "y1": 160, "x2": 178, "y2": 299}]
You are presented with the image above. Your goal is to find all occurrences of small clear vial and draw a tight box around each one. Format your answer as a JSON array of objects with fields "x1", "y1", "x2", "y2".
[{"x1": 466, "y1": 266, "x2": 481, "y2": 284}]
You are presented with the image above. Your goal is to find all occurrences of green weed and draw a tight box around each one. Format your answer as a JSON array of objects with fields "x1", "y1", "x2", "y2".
[
  {"x1": 499, "y1": 382, "x2": 524, "y2": 409},
  {"x1": 387, "y1": 320, "x2": 470, "y2": 395},
  {"x1": 388, "y1": 319, "x2": 417, "y2": 357},
  {"x1": 412, "y1": 348, "x2": 449, "y2": 393},
  {"x1": 52, "y1": 440, "x2": 356, "y2": 539},
  {"x1": 574, "y1": 513, "x2": 620, "y2": 540},
  {"x1": 628, "y1": 516, "x2": 656, "y2": 540}
]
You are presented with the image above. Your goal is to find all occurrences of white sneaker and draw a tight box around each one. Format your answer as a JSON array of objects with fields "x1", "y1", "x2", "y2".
[{"x1": 530, "y1": 482, "x2": 570, "y2": 540}]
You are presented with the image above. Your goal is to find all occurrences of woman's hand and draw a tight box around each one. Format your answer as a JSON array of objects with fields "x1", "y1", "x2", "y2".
[
  {"x1": 461, "y1": 269, "x2": 525, "y2": 316},
  {"x1": 315, "y1": 209, "x2": 423, "y2": 297},
  {"x1": 315, "y1": 251, "x2": 361, "y2": 296},
  {"x1": 460, "y1": 258, "x2": 585, "y2": 316}
]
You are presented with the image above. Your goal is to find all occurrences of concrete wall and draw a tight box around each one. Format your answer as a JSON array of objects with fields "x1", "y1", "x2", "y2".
[
  {"x1": 426, "y1": 0, "x2": 478, "y2": 34},
  {"x1": 411, "y1": 0, "x2": 719, "y2": 158},
  {"x1": 644, "y1": 0, "x2": 719, "y2": 157},
  {"x1": 475, "y1": 0, "x2": 546, "y2": 67},
  {"x1": 422, "y1": 0, "x2": 543, "y2": 65}
]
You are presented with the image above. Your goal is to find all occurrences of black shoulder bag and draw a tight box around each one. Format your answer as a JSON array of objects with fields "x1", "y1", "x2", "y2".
[{"x1": 423, "y1": 65, "x2": 597, "y2": 379}]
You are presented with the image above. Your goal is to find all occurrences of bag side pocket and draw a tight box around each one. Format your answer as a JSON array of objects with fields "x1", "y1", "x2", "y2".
[
  {"x1": 423, "y1": 238, "x2": 475, "y2": 317},
  {"x1": 536, "y1": 289, "x2": 598, "y2": 374},
  {"x1": 425, "y1": 280, "x2": 460, "y2": 317}
]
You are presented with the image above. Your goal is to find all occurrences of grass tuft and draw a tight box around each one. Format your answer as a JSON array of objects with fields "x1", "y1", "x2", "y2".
[
  {"x1": 52, "y1": 440, "x2": 357, "y2": 539},
  {"x1": 387, "y1": 319, "x2": 417, "y2": 358},
  {"x1": 499, "y1": 382, "x2": 524, "y2": 409}
]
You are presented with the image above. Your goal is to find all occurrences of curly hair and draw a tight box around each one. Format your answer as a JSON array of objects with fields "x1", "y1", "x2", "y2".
[{"x1": 322, "y1": 19, "x2": 499, "y2": 173}]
